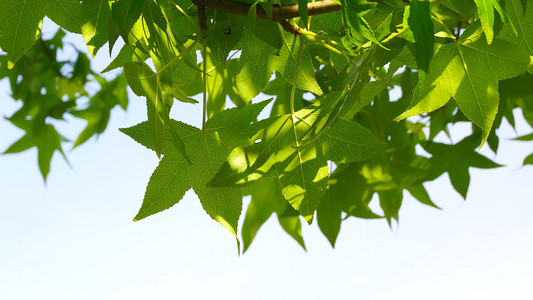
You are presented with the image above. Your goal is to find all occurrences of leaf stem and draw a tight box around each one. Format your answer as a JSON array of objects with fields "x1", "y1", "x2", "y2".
[
  {"x1": 202, "y1": 37, "x2": 208, "y2": 130},
  {"x1": 300, "y1": 29, "x2": 347, "y2": 58},
  {"x1": 290, "y1": 36, "x2": 305, "y2": 116},
  {"x1": 174, "y1": 3, "x2": 201, "y2": 33},
  {"x1": 431, "y1": 12, "x2": 455, "y2": 39},
  {"x1": 290, "y1": 35, "x2": 306, "y2": 148},
  {"x1": 157, "y1": 37, "x2": 201, "y2": 75}
]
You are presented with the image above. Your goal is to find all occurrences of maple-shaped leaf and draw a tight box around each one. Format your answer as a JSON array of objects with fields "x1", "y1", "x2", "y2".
[
  {"x1": 111, "y1": 0, "x2": 144, "y2": 36},
  {"x1": 0, "y1": 0, "x2": 45, "y2": 68},
  {"x1": 424, "y1": 134, "x2": 502, "y2": 199},
  {"x1": 474, "y1": 0, "x2": 515, "y2": 44},
  {"x1": 4, "y1": 123, "x2": 67, "y2": 181},
  {"x1": 120, "y1": 101, "x2": 271, "y2": 236},
  {"x1": 403, "y1": 0, "x2": 434, "y2": 76},
  {"x1": 81, "y1": 0, "x2": 113, "y2": 57},
  {"x1": 395, "y1": 32, "x2": 530, "y2": 145},
  {"x1": 523, "y1": 153, "x2": 533, "y2": 166},
  {"x1": 45, "y1": 0, "x2": 83, "y2": 34},
  {"x1": 209, "y1": 100, "x2": 383, "y2": 222},
  {"x1": 241, "y1": 177, "x2": 306, "y2": 253},
  {"x1": 499, "y1": 0, "x2": 533, "y2": 72},
  {"x1": 270, "y1": 31, "x2": 323, "y2": 96},
  {"x1": 236, "y1": 32, "x2": 278, "y2": 102},
  {"x1": 338, "y1": 0, "x2": 381, "y2": 48}
]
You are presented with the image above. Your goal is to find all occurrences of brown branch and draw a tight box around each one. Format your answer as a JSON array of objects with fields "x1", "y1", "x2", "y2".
[{"x1": 190, "y1": 0, "x2": 342, "y2": 22}]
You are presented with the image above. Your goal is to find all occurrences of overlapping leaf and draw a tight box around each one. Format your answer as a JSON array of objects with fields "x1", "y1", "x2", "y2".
[
  {"x1": 270, "y1": 32, "x2": 323, "y2": 96},
  {"x1": 120, "y1": 101, "x2": 271, "y2": 236},
  {"x1": 45, "y1": 0, "x2": 83, "y2": 34},
  {"x1": 499, "y1": 0, "x2": 533, "y2": 71},
  {"x1": 395, "y1": 35, "x2": 530, "y2": 144},
  {"x1": 424, "y1": 134, "x2": 502, "y2": 198},
  {"x1": 82, "y1": 0, "x2": 113, "y2": 56},
  {"x1": 209, "y1": 100, "x2": 383, "y2": 222},
  {"x1": 474, "y1": 0, "x2": 514, "y2": 44},
  {"x1": 241, "y1": 177, "x2": 306, "y2": 252},
  {"x1": 0, "y1": 0, "x2": 45, "y2": 68}
]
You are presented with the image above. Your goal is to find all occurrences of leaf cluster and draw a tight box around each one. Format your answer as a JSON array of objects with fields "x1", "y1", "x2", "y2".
[{"x1": 1, "y1": 0, "x2": 533, "y2": 252}]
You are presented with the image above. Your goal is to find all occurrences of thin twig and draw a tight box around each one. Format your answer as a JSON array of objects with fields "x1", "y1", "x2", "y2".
[{"x1": 191, "y1": 0, "x2": 342, "y2": 22}]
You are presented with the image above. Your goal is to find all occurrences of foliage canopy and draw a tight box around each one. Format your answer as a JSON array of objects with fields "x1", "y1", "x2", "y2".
[{"x1": 1, "y1": 0, "x2": 532, "y2": 253}]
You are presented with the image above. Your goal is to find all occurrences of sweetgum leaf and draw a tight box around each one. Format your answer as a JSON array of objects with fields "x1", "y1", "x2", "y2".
[
  {"x1": 0, "y1": 0, "x2": 45, "y2": 68},
  {"x1": 102, "y1": 44, "x2": 134, "y2": 73},
  {"x1": 298, "y1": 0, "x2": 309, "y2": 28},
  {"x1": 338, "y1": 0, "x2": 381, "y2": 47},
  {"x1": 424, "y1": 134, "x2": 502, "y2": 199},
  {"x1": 499, "y1": 0, "x2": 533, "y2": 61},
  {"x1": 236, "y1": 32, "x2": 277, "y2": 102},
  {"x1": 318, "y1": 118, "x2": 385, "y2": 163},
  {"x1": 111, "y1": 0, "x2": 144, "y2": 35},
  {"x1": 449, "y1": 0, "x2": 476, "y2": 20},
  {"x1": 277, "y1": 206, "x2": 306, "y2": 251},
  {"x1": 120, "y1": 101, "x2": 271, "y2": 235},
  {"x1": 396, "y1": 37, "x2": 530, "y2": 145},
  {"x1": 524, "y1": 153, "x2": 533, "y2": 166},
  {"x1": 241, "y1": 177, "x2": 306, "y2": 252},
  {"x1": 4, "y1": 124, "x2": 66, "y2": 181},
  {"x1": 45, "y1": 0, "x2": 83, "y2": 34},
  {"x1": 407, "y1": 184, "x2": 440, "y2": 209},
  {"x1": 124, "y1": 62, "x2": 166, "y2": 158},
  {"x1": 270, "y1": 31, "x2": 323, "y2": 95},
  {"x1": 82, "y1": 0, "x2": 113, "y2": 56},
  {"x1": 475, "y1": 0, "x2": 514, "y2": 44},
  {"x1": 406, "y1": 0, "x2": 434, "y2": 76},
  {"x1": 209, "y1": 107, "x2": 328, "y2": 222},
  {"x1": 317, "y1": 187, "x2": 342, "y2": 247}
]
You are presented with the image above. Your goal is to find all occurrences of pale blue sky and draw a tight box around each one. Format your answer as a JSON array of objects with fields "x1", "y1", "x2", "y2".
[{"x1": 1, "y1": 20, "x2": 532, "y2": 300}]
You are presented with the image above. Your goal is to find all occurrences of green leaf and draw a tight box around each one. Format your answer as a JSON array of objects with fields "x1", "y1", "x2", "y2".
[
  {"x1": 475, "y1": 0, "x2": 497, "y2": 44},
  {"x1": 499, "y1": 0, "x2": 533, "y2": 59},
  {"x1": 102, "y1": 44, "x2": 134, "y2": 73},
  {"x1": 523, "y1": 152, "x2": 533, "y2": 166},
  {"x1": 396, "y1": 37, "x2": 530, "y2": 145},
  {"x1": 338, "y1": 0, "x2": 381, "y2": 47},
  {"x1": 0, "y1": 0, "x2": 45, "y2": 68},
  {"x1": 424, "y1": 134, "x2": 502, "y2": 198},
  {"x1": 123, "y1": 62, "x2": 166, "y2": 158},
  {"x1": 340, "y1": 80, "x2": 389, "y2": 118},
  {"x1": 475, "y1": 0, "x2": 514, "y2": 44},
  {"x1": 406, "y1": 0, "x2": 434, "y2": 76},
  {"x1": 251, "y1": 18, "x2": 282, "y2": 50},
  {"x1": 319, "y1": 118, "x2": 385, "y2": 163},
  {"x1": 449, "y1": 0, "x2": 476, "y2": 20},
  {"x1": 407, "y1": 183, "x2": 440, "y2": 209},
  {"x1": 207, "y1": 13, "x2": 243, "y2": 66},
  {"x1": 236, "y1": 32, "x2": 277, "y2": 102},
  {"x1": 209, "y1": 105, "x2": 332, "y2": 222},
  {"x1": 111, "y1": 0, "x2": 144, "y2": 35},
  {"x1": 270, "y1": 32, "x2": 323, "y2": 95},
  {"x1": 298, "y1": 0, "x2": 309, "y2": 28},
  {"x1": 276, "y1": 203, "x2": 306, "y2": 250},
  {"x1": 204, "y1": 55, "x2": 243, "y2": 117},
  {"x1": 241, "y1": 177, "x2": 291, "y2": 252},
  {"x1": 514, "y1": 132, "x2": 533, "y2": 141},
  {"x1": 45, "y1": 0, "x2": 83, "y2": 34},
  {"x1": 120, "y1": 102, "x2": 270, "y2": 235},
  {"x1": 317, "y1": 187, "x2": 342, "y2": 247},
  {"x1": 4, "y1": 124, "x2": 66, "y2": 181},
  {"x1": 82, "y1": 0, "x2": 113, "y2": 56},
  {"x1": 279, "y1": 144, "x2": 328, "y2": 223},
  {"x1": 378, "y1": 189, "x2": 403, "y2": 226}
]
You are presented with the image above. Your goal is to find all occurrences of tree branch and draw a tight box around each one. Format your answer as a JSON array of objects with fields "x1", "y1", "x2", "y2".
[{"x1": 190, "y1": 0, "x2": 342, "y2": 22}]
